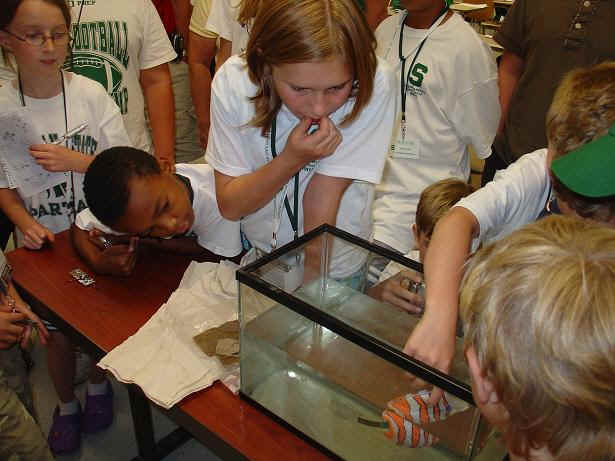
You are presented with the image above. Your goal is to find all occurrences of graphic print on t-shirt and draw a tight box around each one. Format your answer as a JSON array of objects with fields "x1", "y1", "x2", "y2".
[
  {"x1": 28, "y1": 131, "x2": 95, "y2": 221},
  {"x1": 69, "y1": 9, "x2": 130, "y2": 114},
  {"x1": 405, "y1": 62, "x2": 428, "y2": 96}
]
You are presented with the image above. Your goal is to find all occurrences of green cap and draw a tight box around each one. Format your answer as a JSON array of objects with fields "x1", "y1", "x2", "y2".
[{"x1": 551, "y1": 123, "x2": 615, "y2": 198}]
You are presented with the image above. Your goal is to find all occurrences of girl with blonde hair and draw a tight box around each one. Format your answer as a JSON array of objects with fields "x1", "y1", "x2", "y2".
[{"x1": 206, "y1": 0, "x2": 395, "y2": 278}]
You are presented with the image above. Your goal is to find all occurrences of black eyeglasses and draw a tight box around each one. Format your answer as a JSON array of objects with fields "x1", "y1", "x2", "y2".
[{"x1": 4, "y1": 29, "x2": 70, "y2": 47}]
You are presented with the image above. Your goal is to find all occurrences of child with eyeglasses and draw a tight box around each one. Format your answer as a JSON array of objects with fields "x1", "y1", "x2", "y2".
[{"x1": 0, "y1": 0, "x2": 131, "y2": 454}]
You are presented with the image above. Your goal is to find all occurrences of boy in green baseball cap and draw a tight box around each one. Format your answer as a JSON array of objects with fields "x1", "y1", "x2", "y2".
[{"x1": 400, "y1": 60, "x2": 615, "y2": 407}]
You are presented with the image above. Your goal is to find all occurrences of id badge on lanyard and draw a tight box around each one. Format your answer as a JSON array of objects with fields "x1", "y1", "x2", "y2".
[
  {"x1": 266, "y1": 116, "x2": 299, "y2": 251},
  {"x1": 390, "y1": 7, "x2": 448, "y2": 159}
]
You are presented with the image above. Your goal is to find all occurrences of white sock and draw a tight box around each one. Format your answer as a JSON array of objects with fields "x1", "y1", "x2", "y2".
[
  {"x1": 87, "y1": 379, "x2": 108, "y2": 396},
  {"x1": 58, "y1": 399, "x2": 80, "y2": 416}
]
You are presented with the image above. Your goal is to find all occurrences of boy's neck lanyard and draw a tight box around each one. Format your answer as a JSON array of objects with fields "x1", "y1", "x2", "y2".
[
  {"x1": 268, "y1": 115, "x2": 299, "y2": 250},
  {"x1": 18, "y1": 70, "x2": 76, "y2": 223},
  {"x1": 398, "y1": 6, "x2": 449, "y2": 140}
]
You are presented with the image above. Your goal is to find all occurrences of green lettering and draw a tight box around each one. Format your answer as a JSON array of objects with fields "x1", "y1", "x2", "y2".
[
  {"x1": 108, "y1": 21, "x2": 116, "y2": 57},
  {"x1": 78, "y1": 23, "x2": 90, "y2": 49},
  {"x1": 121, "y1": 22, "x2": 129, "y2": 68},
  {"x1": 98, "y1": 22, "x2": 108, "y2": 53},
  {"x1": 88, "y1": 23, "x2": 98, "y2": 50},
  {"x1": 409, "y1": 63, "x2": 428, "y2": 87}
]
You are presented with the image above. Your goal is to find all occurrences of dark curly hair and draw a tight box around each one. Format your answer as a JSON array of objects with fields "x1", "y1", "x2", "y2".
[{"x1": 83, "y1": 147, "x2": 161, "y2": 227}]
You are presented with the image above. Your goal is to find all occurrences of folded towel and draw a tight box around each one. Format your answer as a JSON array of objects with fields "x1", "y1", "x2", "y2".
[
  {"x1": 382, "y1": 390, "x2": 452, "y2": 448},
  {"x1": 98, "y1": 260, "x2": 239, "y2": 409}
]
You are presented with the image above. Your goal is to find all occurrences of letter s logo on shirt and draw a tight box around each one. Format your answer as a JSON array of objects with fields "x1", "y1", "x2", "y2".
[{"x1": 409, "y1": 64, "x2": 429, "y2": 87}]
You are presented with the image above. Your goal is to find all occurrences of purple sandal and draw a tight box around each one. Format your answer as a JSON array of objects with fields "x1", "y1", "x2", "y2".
[
  {"x1": 83, "y1": 380, "x2": 114, "y2": 433},
  {"x1": 48, "y1": 405, "x2": 82, "y2": 455}
]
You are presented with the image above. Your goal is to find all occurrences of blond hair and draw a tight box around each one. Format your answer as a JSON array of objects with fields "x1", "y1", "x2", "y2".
[
  {"x1": 460, "y1": 215, "x2": 615, "y2": 461},
  {"x1": 415, "y1": 178, "x2": 474, "y2": 238},
  {"x1": 245, "y1": 0, "x2": 376, "y2": 135},
  {"x1": 546, "y1": 62, "x2": 615, "y2": 222}
]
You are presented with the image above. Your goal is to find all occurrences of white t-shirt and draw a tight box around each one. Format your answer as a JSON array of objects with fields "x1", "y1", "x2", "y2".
[
  {"x1": 75, "y1": 163, "x2": 242, "y2": 257},
  {"x1": 455, "y1": 149, "x2": 550, "y2": 247},
  {"x1": 206, "y1": 0, "x2": 250, "y2": 56},
  {"x1": 372, "y1": 11, "x2": 499, "y2": 254},
  {"x1": 206, "y1": 55, "x2": 396, "y2": 276},
  {"x1": 68, "y1": 0, "x2": 176, "y2": 153},
  {"x1": 0, "y1": 72, "x2": 130, "y2": 242},
  {"x1": 0, "y1": 54, "x2": 15, "y2": 85},
  {"x1": 190, "y1": 0, "x2": 217, "y2": 38}
]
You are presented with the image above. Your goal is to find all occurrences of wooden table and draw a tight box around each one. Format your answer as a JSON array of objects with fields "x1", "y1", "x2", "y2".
[{"x1": 7, "y1": 231, "x2": 331, "y2": 461}]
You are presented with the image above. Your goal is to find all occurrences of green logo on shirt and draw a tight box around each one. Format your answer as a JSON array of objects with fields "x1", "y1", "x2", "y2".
[
  {"x1": 410, "y1": 63, "x2": 428, "y2": 87},
  {"x1": 405, "y1": 63, "x2": 429, "y2": 97},
  {"x1": 68, "y1": 20, "x2": 130, "y2": 114}
]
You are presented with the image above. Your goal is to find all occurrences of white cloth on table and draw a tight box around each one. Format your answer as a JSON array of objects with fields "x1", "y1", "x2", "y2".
[{"x1": 97, "y1": 260, "x2": 239, "y2": 409}]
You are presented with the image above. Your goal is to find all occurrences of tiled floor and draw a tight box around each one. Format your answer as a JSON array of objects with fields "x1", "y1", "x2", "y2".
[{"x1": 28, "y1": 342, "x2": 223, "y2": 460}]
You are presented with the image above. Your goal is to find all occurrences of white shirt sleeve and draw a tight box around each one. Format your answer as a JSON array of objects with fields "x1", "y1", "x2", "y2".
[
  {"x1": 316, "y1": 59, "x2": 396, "y2": 184},
  {"x1": 205, "y1": 57, "x2": 257, "y2": 177},
  {"x1": 206, "y1": 0, "x2": 236, "y2": 41},
  {"x1": 81, "y1": 77, "x2": 132, "y2": 151},
  {"x1": 139, "y1": 0, "x2": 177, "y2": 70},
  {"x1": 449, "y1": 39, "x2": 499, "y2": 159},
  {"x1": 455, "y1": 149, "x2": 550, "y2": 245},
  {"x1": 75, "y1": 208, "x2": 121, "y2": 234},
  {"x1": 190, "y1": 0, "x2": 218, "y2": 38}
]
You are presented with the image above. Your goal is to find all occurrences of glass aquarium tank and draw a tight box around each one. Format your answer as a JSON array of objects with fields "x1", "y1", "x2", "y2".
[{"x1": 237, "y1": 225, "x2": 507, "y2": 461}]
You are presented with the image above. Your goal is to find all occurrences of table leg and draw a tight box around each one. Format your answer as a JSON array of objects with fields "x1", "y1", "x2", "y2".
[
  {"x1": 127, "y1": 384, "x2": 192, "y2": 461},
  {"x1": 128, "y1": 384, "x2": 156, "y2": 460}
]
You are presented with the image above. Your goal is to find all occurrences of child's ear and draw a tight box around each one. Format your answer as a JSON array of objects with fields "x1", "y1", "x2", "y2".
[
  {"x1": 412, "y1": 223, "x2": 419, "y2": 243},
  {"x1": 466, "y1": 346, "x2": 500, "y2": 405}
]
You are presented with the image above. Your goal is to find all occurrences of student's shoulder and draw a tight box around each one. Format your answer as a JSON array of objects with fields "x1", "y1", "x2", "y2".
[
  {"x1": 175, "y1": 163, "x2": 216, "y2": 199},
  {"x1": 443, "y1": 14, "x2": 492, "y2": 53},
  {"x1": 373, "y1": 57, "x2": 396, "y2": 95},
  {"x1": 66, "y1": 72, "x2": 115, "y2": 109},
  {"x1": 67, "y1": 72, "x2": 108, "y2": 94},
  {"x1": 0, "y1": 80, "x2": 18, "y2": 104},
  {"x1": 213, "y1": 55, "x2": 253, "y2": 93},
  {"x1": 439, "y1": 15, "x2": 496, "y2": 74},
  {"x1": 503, "y1": 148, "x2": 548, "y2": 177},
  {"x1": 375, "y1": 11, "x2": 403, "y2": 41}
]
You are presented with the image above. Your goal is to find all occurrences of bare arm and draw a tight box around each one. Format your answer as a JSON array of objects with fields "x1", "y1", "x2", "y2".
[
  {"x1": 497, "y1": 51, "x2": 524, "y2": 136},
  {"x1": 0, "y1": 189, "x2": 54, "y2": 249},
  {"x1": 403, "y1": 206, "x2": 479, "y2": 404},
  {"x1": 216, "y1": 38, "x2": 232, "y2": 71},
  {"x1": 141, "y1": 63, "x2": 176, "y2": 168},
  {"x1": 302, "y1": 173, "x2": 351, "y2": 277},
  {"x1": 188, "y1": 31, "x2": 216, "y2": 149},
  {"x1": 29, "y1": 145, "x2": 93, "y2": 173},
  {"x1": 214, "y1": 117, "x2": 342, "y2": 220}
]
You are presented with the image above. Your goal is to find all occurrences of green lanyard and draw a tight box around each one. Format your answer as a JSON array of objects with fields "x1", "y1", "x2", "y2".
[
  {"x1": 269, "y1": 116, "x2": 299, "y2": 246},
  {"x1": 398, "y1": 6, "x2": 448, "y2": 139}
]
